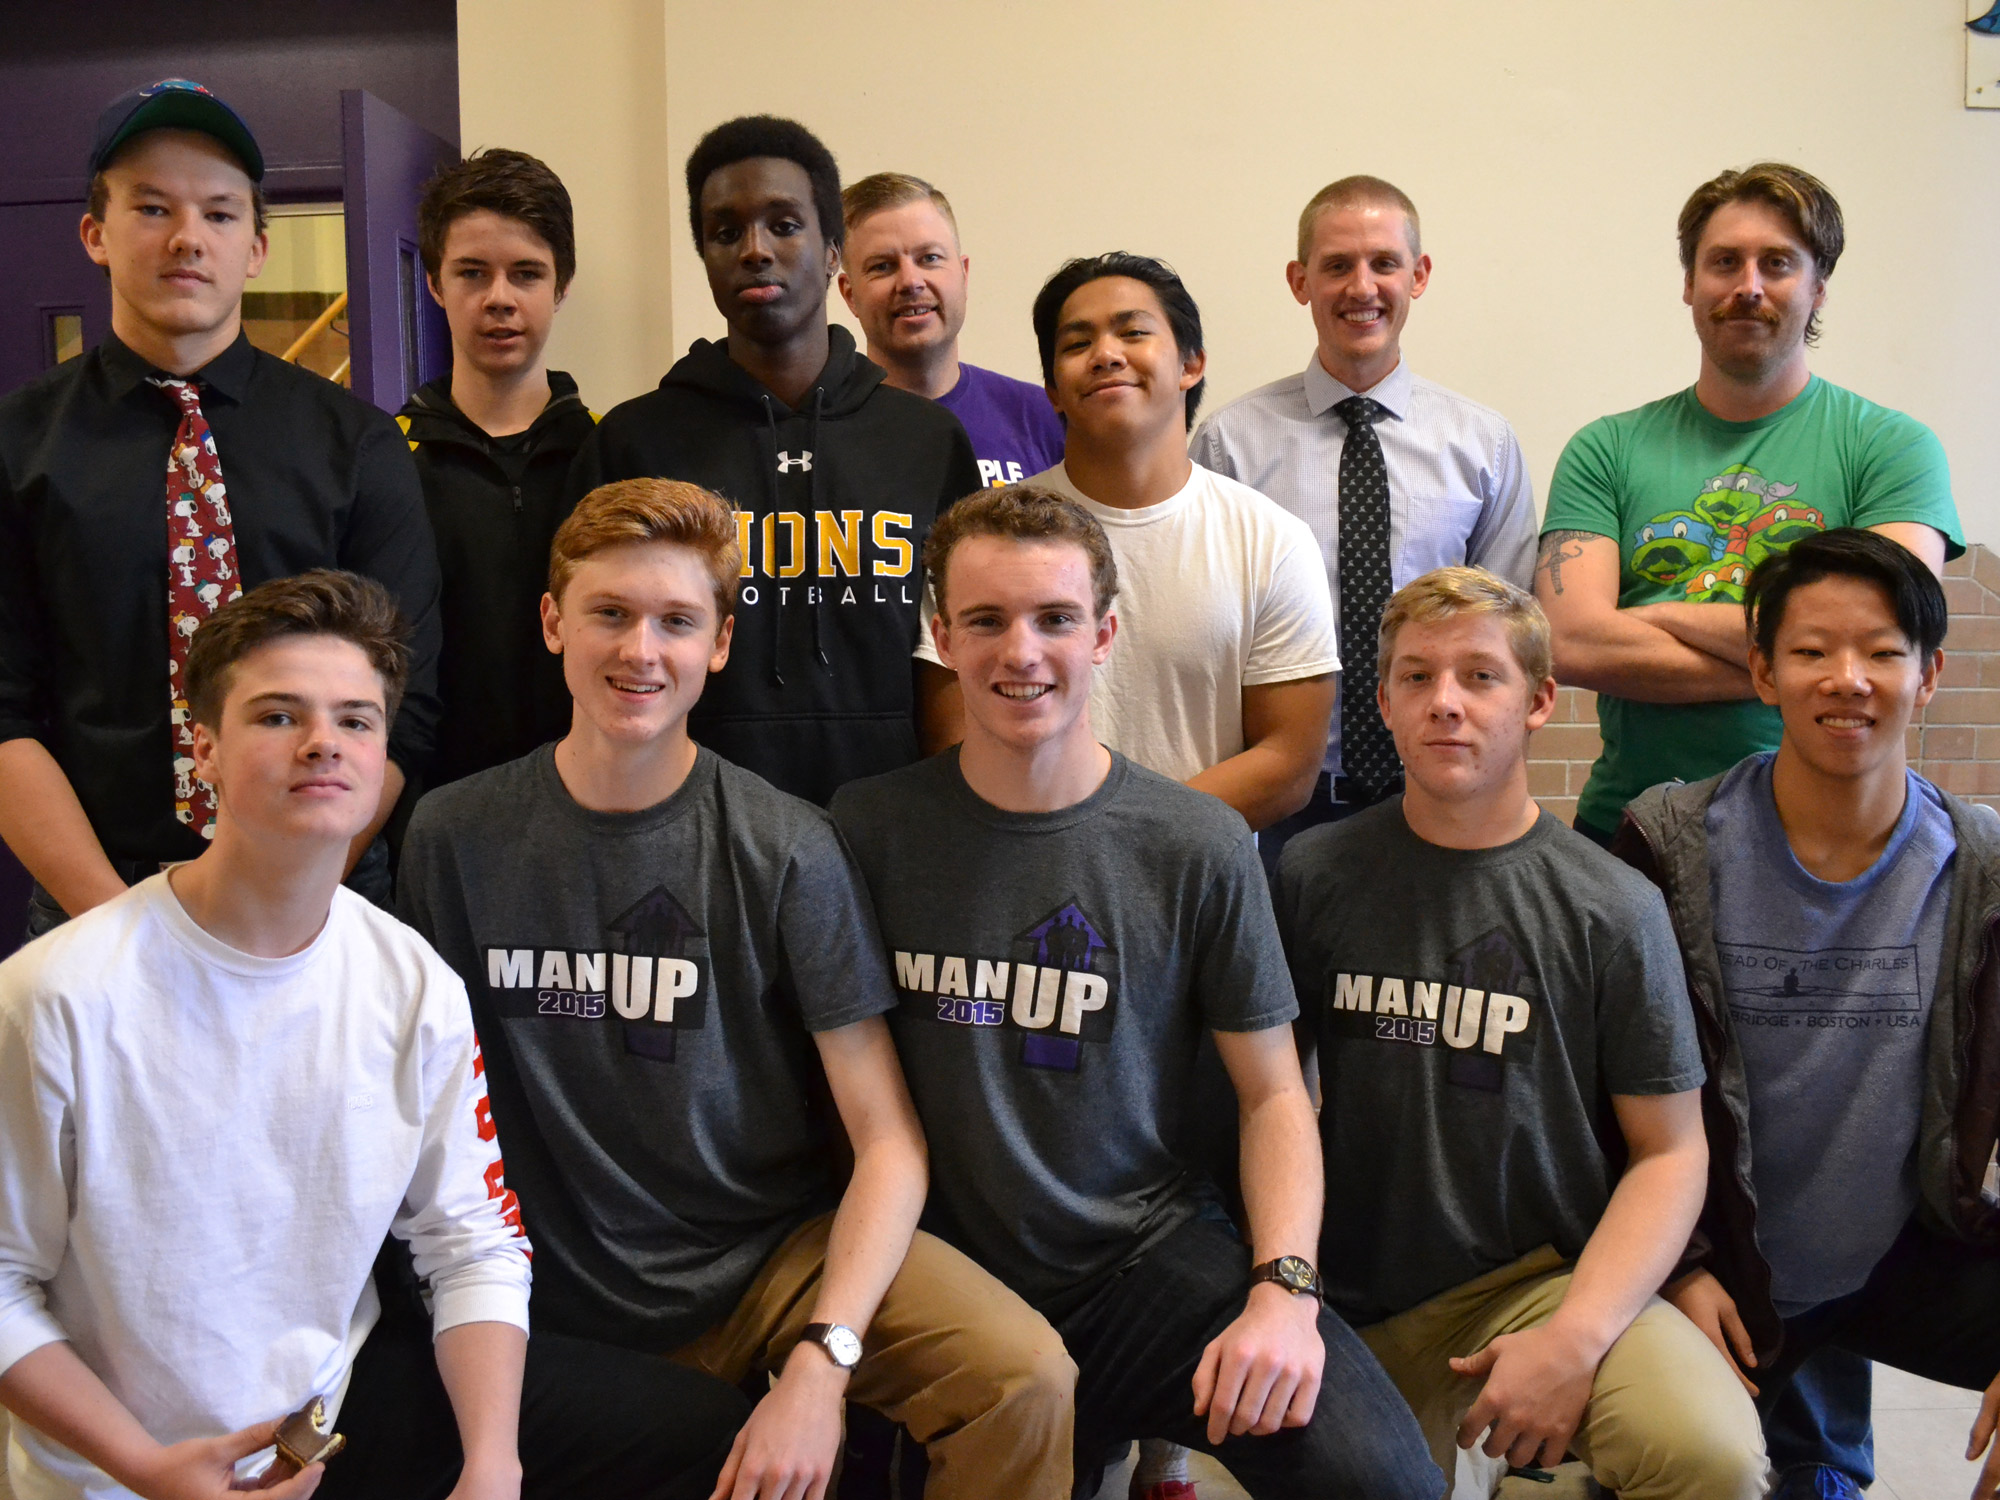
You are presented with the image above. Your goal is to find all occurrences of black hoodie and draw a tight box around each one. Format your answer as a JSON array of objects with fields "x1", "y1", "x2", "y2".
[
  {"x1": 398, "y1": 372, "x2": 594, "y2": 788},
  {"x1": 570, "y1": 327, "x2": 981, "y2": 805}
]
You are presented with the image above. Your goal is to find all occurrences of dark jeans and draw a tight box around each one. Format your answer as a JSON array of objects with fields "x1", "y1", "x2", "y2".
[
  {"x1": 315, "y1": 1310, "x2": 750, "y2": 1500},
  {"x1": 1755, "y1": 1217, "x2": 2000, "y2": 1483},
  {"x1": 1258, "y1": 773, "x2": 1389, "y2": 881},
  {"x1": 1055, "y1": 1214, "x2": 1443, "y2": 1500}
]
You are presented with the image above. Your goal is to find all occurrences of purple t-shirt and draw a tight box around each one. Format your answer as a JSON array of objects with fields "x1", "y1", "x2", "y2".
[{"x1": 937, "y1": 362, "x2": 1066, "y2": 488}]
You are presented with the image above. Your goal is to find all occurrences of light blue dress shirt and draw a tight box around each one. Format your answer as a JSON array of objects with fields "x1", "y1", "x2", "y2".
[{"x1": 1192, "y1": 355, "x2": 1539, "y2": 775}]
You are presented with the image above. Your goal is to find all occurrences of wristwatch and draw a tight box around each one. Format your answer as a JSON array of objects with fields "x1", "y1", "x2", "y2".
[
  {"x1": 800, "y1": 1321, "x2": 863, "y2": 1369},
  {"x1": 1250, "y1": 1255, "x2": 1323, "y2": 1300}
]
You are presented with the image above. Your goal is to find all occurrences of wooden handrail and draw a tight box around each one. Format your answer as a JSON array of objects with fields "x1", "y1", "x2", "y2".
[
  {"x1": 330, "y1": 357, "x2": 351, "y2": 387},
  {"x1": 281, "y1": 291, "x2": 348, "y2": 364}
]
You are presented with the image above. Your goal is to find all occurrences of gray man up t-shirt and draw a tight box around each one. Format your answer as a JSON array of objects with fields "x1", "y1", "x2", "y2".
[
  {"x1": 399, "y1": 745, "x2": 897, "y2": 1351},
  {"x1": 1275, "y1": 802, "x2": 1703, "y2": 1327},
  {"x1": 831, "y1": 749, "x2": 1297, "y2": 1315}
]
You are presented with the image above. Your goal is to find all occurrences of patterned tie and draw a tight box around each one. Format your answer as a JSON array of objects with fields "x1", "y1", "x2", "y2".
[
  {"x1": 1334, "y1": 395, "x2": 1401, "y2": 801},
  {"x1": 152, "y1": 377, "x2": 242, "y2": 840}
]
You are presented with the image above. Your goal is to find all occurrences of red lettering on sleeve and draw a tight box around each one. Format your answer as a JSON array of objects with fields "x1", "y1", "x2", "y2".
[{"x1": 484, "y1": 1157, "x2": 526, "y2": 1241}]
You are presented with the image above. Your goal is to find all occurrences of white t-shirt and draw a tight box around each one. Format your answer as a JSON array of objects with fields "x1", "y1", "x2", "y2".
[
  {"x1": 922, "y1": 461, "x2": 1339, "y2": 783},
  {"x1": 0, "y1": 876, "x2": 532, "y2": 1500}
]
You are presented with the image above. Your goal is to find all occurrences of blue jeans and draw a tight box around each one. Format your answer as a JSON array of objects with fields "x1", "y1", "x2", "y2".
[
  {"x1": 1053, "y1": 1213, "x2": 1444, "y2": 1500},
  {"x1": 1764, "y1": 1348, "x2": 1874, "y2": 1485},
  {"x1": 1758, "y1": 1217, "x2": 2000, "y2": 1485}
]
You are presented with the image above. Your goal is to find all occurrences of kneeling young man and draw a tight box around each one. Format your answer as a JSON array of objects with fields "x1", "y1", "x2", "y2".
[
  {"x1": 1274, "y1": 567, "x2": 1765, "y2": 1498},
  {"x1": 397, "y1": 479, "x2": 1071, "y2": 1500},
  {"x1": 0, "y1": 572, "x2": 529, "y2": 1500},
  {"x1": 832, "y1": 485, "x2": 1442, "y2": 1499},
  {"x1": 1615, "y1": 529, "x2": 2000, "y2": 1500}
]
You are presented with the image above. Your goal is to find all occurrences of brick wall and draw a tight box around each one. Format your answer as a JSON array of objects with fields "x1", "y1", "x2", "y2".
[{"x1": 1528, "y1": 542, "x2": 2000, "y2": 825}]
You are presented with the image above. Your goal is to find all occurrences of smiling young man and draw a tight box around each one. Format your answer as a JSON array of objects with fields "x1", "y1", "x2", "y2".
[
  {"x1": 397, "y1": 479, "x2": 1071, "y2": 1500},
  {"x1": 1273, "y1": 566, "x2": 1764, "y2": 1499},
  {"x1": 571, "y1": 117, "x2": 980, "y2": 806},
  {"x1": 0, "y1": 80, "x2": 441, "y2": 931},
  {"x1": 1537, "y1": 164, "x2": 1962, "y2": 851},
  {"x1": 838, "y1": 172, "x2": 1063, "y2": 487},
  {"x1": 924, "y1": 254, "x2": 1338, "y2": 836},
  {"x1": 1193, "y1": 177, "x2": 1538, "y2": 853},
  {"x1": 1610, "y1": 530, "x2": 2000, "y2": 1500},
  {"x1": 832, "y1": 485, "x2": 1442, "y2": 1500},
  {"x1": 400, "y1": 148, "x2": 593, "y2": 789},
  {"x1": 0, "y1": 571, "x2": 530, "y2": 1500}
]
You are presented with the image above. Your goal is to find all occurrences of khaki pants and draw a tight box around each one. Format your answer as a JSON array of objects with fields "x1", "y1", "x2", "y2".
[
  {"x1": 671, "y1": 1215, "x2": 1076, "y2": 1500},
  {"x1": 1359, "y1": 1246, "x2": 1767, "y2": 1500}
]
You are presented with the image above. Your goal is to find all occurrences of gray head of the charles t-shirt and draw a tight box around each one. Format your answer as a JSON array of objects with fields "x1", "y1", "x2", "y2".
[
  {"x1": 396, "y1": 743, "x2": 899, "y2": 1353},
  {"x1": 830, "y1": 748, "x2": 1299, "y2": 1316},
  {"x1": 1706, "y1": 752, "x2": 1956, "y2": 1314},
  {"x1": 1273, "y1": 800, "x2": 1704, "y2": 1327}
]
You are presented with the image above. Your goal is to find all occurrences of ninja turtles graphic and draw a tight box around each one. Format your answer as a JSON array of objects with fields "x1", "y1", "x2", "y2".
[{"x1": 1630, "y1": 465, "x2": 1825, "y2": 601}]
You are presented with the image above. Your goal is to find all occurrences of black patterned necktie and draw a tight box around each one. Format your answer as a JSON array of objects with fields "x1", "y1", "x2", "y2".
[{"x1": 1335, "y1": 395, "x2": 1401, "y2": 801}]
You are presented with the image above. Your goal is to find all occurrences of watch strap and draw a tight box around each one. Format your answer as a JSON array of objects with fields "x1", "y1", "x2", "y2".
[
  {"x1": 800, "y1": 1321, "x2": 861, "y2": 1367},
  {"x1": 1249, "y1": 1255, "x2": 1323, "y2": 1298}
]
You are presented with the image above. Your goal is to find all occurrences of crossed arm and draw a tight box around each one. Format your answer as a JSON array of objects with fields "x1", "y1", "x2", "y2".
[
  {"x1": 708, "y1": 1016, "x2": 927, "y2": 1500},
  {"x1": 1536, "y1": 523, "x2": 1947, "y2": 703},
  {"x1": 1451, "y1": 1089, "x2": 1707, "y2": 1471}
]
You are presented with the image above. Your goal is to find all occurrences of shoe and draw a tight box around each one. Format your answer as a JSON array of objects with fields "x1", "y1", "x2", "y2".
[
  {"x1": 1771, "y1": 1465, "x2": 1865, "y2": 1500},
  {"x1": 1127, "y1": 1484, "x2": 1197, "y2": 1500}
]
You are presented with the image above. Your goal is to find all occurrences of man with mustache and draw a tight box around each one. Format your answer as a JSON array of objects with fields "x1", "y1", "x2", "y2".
[{"x1": 1533, "y1": 162, "x2": 1964, "y2": 1498}]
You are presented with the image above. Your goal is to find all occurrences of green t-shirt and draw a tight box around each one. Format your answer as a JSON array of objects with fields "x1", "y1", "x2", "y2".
[{"x1": 1543, "y1": 377, "x2": 1960, "y2": 831}]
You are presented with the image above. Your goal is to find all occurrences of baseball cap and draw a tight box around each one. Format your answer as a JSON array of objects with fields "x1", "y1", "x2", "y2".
[{"x1": 88, "y1": 79, "x2": 265, "y2": 182}]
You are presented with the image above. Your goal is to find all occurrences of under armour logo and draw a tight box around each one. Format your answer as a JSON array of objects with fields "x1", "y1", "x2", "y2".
[{"x1": 775, "y1": 450, "x2": 813, "y2": 473}]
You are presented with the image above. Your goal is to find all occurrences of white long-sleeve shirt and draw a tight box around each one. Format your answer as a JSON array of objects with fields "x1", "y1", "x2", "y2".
[{"x1": 0, "y1": 875, "x2": 531, "y2": 1500}]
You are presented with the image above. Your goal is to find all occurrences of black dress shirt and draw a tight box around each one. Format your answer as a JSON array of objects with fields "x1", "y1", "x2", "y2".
[{"x1": 0, "y1": 332, "x2": 441, "y2": 868}]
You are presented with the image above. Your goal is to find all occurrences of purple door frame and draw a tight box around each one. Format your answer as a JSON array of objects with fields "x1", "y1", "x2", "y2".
[{"x1": 340, "y1": 88, "x2": 455, "y2": 414}]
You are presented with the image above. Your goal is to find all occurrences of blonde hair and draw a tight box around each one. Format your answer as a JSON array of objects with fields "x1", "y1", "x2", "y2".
[
  {"x1": 1377, "y1": 566, "x2": 1551, "y2": 688},
  {"x1": 549, "y1": 479, "x2": 743, "y2": 618},
  {"x1": 841, "y1": 172, "x2": 959, "y2": 245},
  {"x1": 1296, "y1": 175, "x2": 1421, "y2": 262}
]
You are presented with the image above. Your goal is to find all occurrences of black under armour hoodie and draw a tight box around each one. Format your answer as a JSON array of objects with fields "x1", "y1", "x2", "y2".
[{"x1": 570, "y1": 327, "x2": 981, "y2": 805}]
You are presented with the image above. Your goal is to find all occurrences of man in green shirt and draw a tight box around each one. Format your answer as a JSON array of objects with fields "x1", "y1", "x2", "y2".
[
  {"x1": 1537, "y1": 161, "x2": 1959, "y2": 847},
  {"x1": 1534, "y1": 160, "x2": 1962, "y2": 1500}
]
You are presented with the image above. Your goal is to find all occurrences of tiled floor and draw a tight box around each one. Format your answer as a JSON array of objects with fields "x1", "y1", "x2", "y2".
[
  {"x1": 1868, "y1": 1364, "x2": 1990, "y2": 1500},
  {"x1": 0, "y1": 1370, "x2": 1986, "y2": 1499},
  {"x1": 1082, "y1": 1367, "x2": 1992, "y2": 1499}
]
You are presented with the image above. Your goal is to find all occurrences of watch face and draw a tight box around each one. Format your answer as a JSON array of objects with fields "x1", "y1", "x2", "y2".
[
  {"x1": 1276, "y1": 1256, "x2": 1316, "y2": 1292},
  {"x1": 822, "y1": 1324, "x2": 863, "y2": 1367}
]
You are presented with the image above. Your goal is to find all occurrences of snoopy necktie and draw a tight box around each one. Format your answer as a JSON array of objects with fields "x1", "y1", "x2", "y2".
[
  {"x1": 151, "y1": 376, "x2": 241, "y2": 840},
  {"x1": 1334, "y1": 395, "x2": 1401, "y2": 801}
]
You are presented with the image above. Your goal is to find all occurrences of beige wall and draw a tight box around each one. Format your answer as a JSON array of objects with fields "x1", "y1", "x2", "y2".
[
  {"x1": 457, "y1": 0, "x2": 675, "y2": 409},
  {"x1": 461, "y1": 0, "x2": 2000, "y2": 542}
]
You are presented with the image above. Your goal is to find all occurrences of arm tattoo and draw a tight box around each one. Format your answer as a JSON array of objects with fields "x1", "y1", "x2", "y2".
[{"x1": 1536, "y1": 529, "x2": 1607, "y2": 596}]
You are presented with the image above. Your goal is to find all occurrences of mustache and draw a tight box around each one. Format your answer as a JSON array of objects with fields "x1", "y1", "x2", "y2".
[{"x1": 1710, "y1": 297, "x2": 1781, "y2": 327}]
